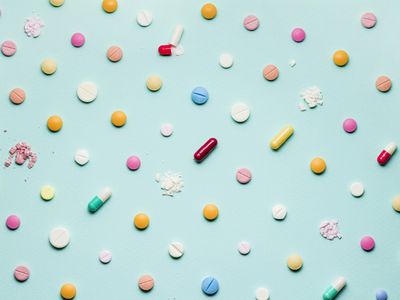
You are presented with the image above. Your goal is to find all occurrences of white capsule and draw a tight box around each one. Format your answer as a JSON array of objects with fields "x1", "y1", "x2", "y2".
[
  {"x1": 99, "y1": 187, "x2": 112, "y2": 202},
  {"x1": 385, "y1": 142, "x2": 397, "y2": 155},
  {"x1": 170, "y1": 24, "x2": 184, "y2": 47}
]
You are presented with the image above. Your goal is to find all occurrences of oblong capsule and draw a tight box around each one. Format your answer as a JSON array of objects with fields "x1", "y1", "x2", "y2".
[
  {"x1": 194, "y1": 138, "x2": 218, "y2": 162},
  {"x1": 158, "y1": 44, "x2": 173, "y2": 56},
  {"x1": 170, "y1": 24, "x2": 184, "y2": 47},
  {"x1": 88, "y1": 187, "x2": 112, "y2": 213},
  {"x1": 377, "y1": 142, "x2": 397, "y2": 166},
  {"x1": 323, "y1": 277, "x2": 346, "y2": 300},
  {"x1": 270, "y1": 125, "x2": 294, "y2": 150}
]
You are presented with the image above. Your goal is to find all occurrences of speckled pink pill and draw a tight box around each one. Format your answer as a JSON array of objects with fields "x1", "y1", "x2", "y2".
[
  {"x1": 343, "y1": 118, "x2": 357, "y2": 133},
  {"x1": 14, "y1": 266, "x2": 30, "y2": 282},
  {"x1": 6, "y1": 215, "x2": 21, "y2": 230},
  {"x1": 361, "y1": 12, "x2": 377, "y2": 29},
  {"x1": 126, "y1": 155, "x2": 141, "y2": 171},
  {"x1": 71, "y1": 32, "x2": 85, "y2": 47},
  {"x1": 360, "y1": 235, "x2": 375, "y2": 251},
  {"x1": 243, "y1": 15, "x2": 259, "y2": 31},
  {"x1": 236, "y1": 168, "x2": 252, "y2": 184},
  {"x1": 291, "y1": 28, "x2": 306, "y2": 42},
  {"x1": 1, "y1": 40, "x2": 17, "y2": 57}
]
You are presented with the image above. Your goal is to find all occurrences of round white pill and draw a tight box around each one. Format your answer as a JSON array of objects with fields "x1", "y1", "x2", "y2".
[
  {"x1": 219, "y1": 53, "x2": 233, "y2": 69},
  {"x1": 350, "y1": 182, "x2": 364, "y2": 197},
  {"x1": 255, "y1": 287, "x2": 270, "y2": 300},
  {"x1": 272, "y1": 204, "x2": 287, "y2": 220},
  {"x1": 168, "y1": 242, "x2": 184, "y2": 258},
  {"x1": 49, "y1": 227, "x2": 70, "y2": 249},
  {"x1": 77, "y1": 82, "x2": 97, "y2": 103},
  {"x1": 136, "y1": 10, "x2": 153, "y2": 27},
  {"x1": 160, "y1": 123, "x2": 173, "y2": 137},
  {"x1": 237, "y1": 241, "x2": 251, "y2": 255},
  {"x1": 231, "y1": 103, "x2": 250, "y2": 123},
  {"x1": 99, "y1": 250, "x2": 112, "y2": 264},
  {"x1": 74, "y1": 149, "x2": 89, "y2": 166}
]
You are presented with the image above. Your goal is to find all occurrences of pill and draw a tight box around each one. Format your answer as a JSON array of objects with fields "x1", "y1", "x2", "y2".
[
  {"x1": 231, "y1": 103, "x2": 250, "y2": 123},
  {"x1": 255, "y1": 287, "x2": 270, "y2": 300},
  {"x1": 333, "y1": 50, "x2": 349, "y2": 67},
  {"x1": 263, "y1": 64, "x2": 279, "y2": 81},
  {"x1": 9, "y1": 88, "x2": 26, "y2": 105},
  {"x1": 375, "y1": 75, "x2": 392, "y2": 92},
  {"x1": 136, "y1": 10, "x2": 152, "y2": 27},
  {"x1": 236, "y1": 168, "x2": 252, "y2": 184},
  {"x1": 158, "y1": 44, "x2": 176, "y2": 56},
  {"x1": 111, "y1": 110, "x2": 127, "y2": 127},
  {"x1": 322, "y1": 277, "x2": 346, "y2": 300},
  {"x1": 243, "y1": 15, "x2": 259, "y2": 31},
  {"x1": 170, "y1": 24, "x2": 184, "y2": 47},
  {"x1": 138, "y1": 274, "x2": 154, "y2": 292},
  {"x1": 160, "y1": 123, "x2": 173, "y2": 137},
  {"x1": 1, "y1": 40, "x2": 16, "y2": 56},
  {"x1": 350, "y1": 182, "x2": 364, "y2": 197},
  {"x1": 376, "y1": 289, "x2": 388, "y2": 300},
  {"x1": 74, "y1": 149, "x2": 89, "y2": 165},
  {"x1": 361, "y1": 12, "x2": 377, "y2": 29},
  {"x1": 392, "y1": 195, "x2": 400, "y2": 212},
  {"x1": 270, "y1": 125, "x2": 294, "y2": 150},
  {"x1": 126, "y1": 155, "x2": 141, "y2": 171},
  {"x1": 201, "y1": 3, "x2": 217, "y2": 20},
  {"x1": 134, "y1": 213, "x2": 150, "y2": 230},
  {"x1": 272, "y1": 204, "x2": 287, "y2": 220},
  {"x1": 291, "y1": 27, "x2": 306, "y2": 42},
  {"x1": 60, "y1": 283, "x2": 76, "y2": 299},
  {"x1": 70, "y1": 33, "x2": 85, "y2": 47},
  {"x1": 287, "y1": 254, "x2": 303, "y2": 271},
  {"x1": 41, "y1": 185, "x2": 55, "y2": 201},
  {"x1": 342, "y1": 118, "x2": 357, "y2": 133},
  {"x1": 6, "y1": 214, "x2": 21, "y2": 230},
  {"x1": 219, "y1": 53, "x2": 233, "y2": 68},
  {"x1": 102, "y1": 0, "x2": 117, "y2": 13},
  {"x1": 194, "y1": 137, "x2": 218, "y2": 162},
  {"x1": 201, "y1": 276, "x2": 219, "y2": 295},
  {"x1": 50, "y1": 0, "x2": 64, "y2": 6},
  {"x1": 88, "y1": 187, "x2": 112, "y2": 213},
  {"x1": 14, "y1": 266, "x2": 30, "y2": 282},
  {"x1": 168, "y1": 242, "x2": 184, "y2": 258},
  {"x1": 146, "y1": 75, "x2": 162, "y2": 92},
  {"x1": 377, "y1": 142, "x2": 397, "y2": 166},
  {"x1": 49, "y1": 227, "x2": 70, "y2": 249},
  {"x1": 203, "y1": 203, "x2": 218, "y2": 221},
  {"x1": 77, "y1": 82, "x2": 97, "y2": 103},
  {"x1": 41, "y1": 58, "x2": 57, "y2": 75},
  {"x1": 237, "y1": 241, "x2": 251, "y2": 255},
  {"x1": 99, "y1": 250, "x2": 112, "y2": 264},
  {"x1": 191, "y1": 87, "x2": 209, "y2": 105},
  {"x1": 107, "y1": 46, "x2": 123, "y2": 62},
  {"x1": 310, "y1": 157, "x2": 326, "y2": 174},
  {"x1": 360, "y1": 235, "x2": 375, "y2": 251},
  {"x1": 47, "y1": 115, "x2": 63, "y2": 132}
]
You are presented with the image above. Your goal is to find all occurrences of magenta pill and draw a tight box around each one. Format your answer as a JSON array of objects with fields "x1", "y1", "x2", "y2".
[
  {"x1": 6, "y1": 215, "x2": 21, "y2": 230},
  {"x1": 291, "y1": 28, "x2": 305, "y2": 42},
  {"x1": 1, "y1": 40, "x2": 17, "y2": 57},
  {"x1": 71, "y1": 33, "x2": 85, "y2": 47},
  {"x1": 14, "y1": 266, "x2": 30, "y2": 282},
  {"x1": 343, "y1": 118, "x2": 357, "y2": 133},
  {"x1": 361, "y1": 12, "x2": 377, "y2": 29},
  {"x1": 360, "y1": 235, "x2": 375, "y2": 251},
  {"x1": 126, "y1": 155, "x2": 141, "y2": 171},
  {"x1": 243, "y1": 15, "x2": 259, "y2": 31},
  {"x1": 236, "y1": 168, "x2": 252, "y2": 184}
]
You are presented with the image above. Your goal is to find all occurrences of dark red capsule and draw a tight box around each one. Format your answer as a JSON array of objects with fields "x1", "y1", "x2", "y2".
[
  {"x1": 158, "y1": 44, "x2": 173, "y2": 56},
  {"x1": 194, "y1": 138, "x2": 218, "y2": 162}
]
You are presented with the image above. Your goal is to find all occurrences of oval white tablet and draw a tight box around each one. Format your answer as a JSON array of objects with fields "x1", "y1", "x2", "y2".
[
  {"x1": 219, "y1": 53, "x2": 233, "y2": 69},
  {"x1": 231, "y1": 103, "x2": 250, "y2": 123},
  {"x1": 74, "y1": 149, "x2": 89, "y2": 166},
  {"x1": 237, "y1": 241, "x2": 251, "y2": 255},
  {"x1": 136, "y1": 10, "x2": 153, "y2": 27},
  {"x1": 77, "y1": 82, "x2": 97, "y2": 103},
  {"x1": 272, "y1": 204, "x2": 287, "y2": 220},
  {"x1": 255, "y1": 287, "x2": 270, "y2": 300},
  {"x1": 49, "y1": 227, "x2": 70, "y2": 249},
  {"x1": 168, "y1": 242, "x2": 184, "y2": 258},
  {"x1": 350, "y1": 182, "x2": 364, "y2": 197},
  {"x1": 99, "y1": 250, "x2": 112, "y2": 264}
]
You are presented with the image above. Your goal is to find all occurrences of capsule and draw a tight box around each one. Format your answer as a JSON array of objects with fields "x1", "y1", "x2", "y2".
[
  {"x1": 323, "y1": 277, "x2": 346, "y2": 300},
  {"x1": 270, "y1": 125, "x2": 294, "y2": 150},
  {"x1": 377, "y1": 142, "x2": 397, "y2": 166},
  {"x1": 194, "y1": 138, "x2": 218, "y2": 162},
  {"x1": 88, "y1": 187, "x2": 112, "y2": 213},
  {"x1": 170, "y1": 24, "x2": 183, "y2": 47},
  {"x1": 158, "y1": 44, "x2": 174, "y2": 56}
]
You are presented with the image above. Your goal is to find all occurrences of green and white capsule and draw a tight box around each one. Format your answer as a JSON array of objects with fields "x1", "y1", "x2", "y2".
[
  {"x1": 323, "y1": 277, "x2": 346, "y2": 300},
  {"x1": 88, "y1": 188, "x2": 112, "y2": 213}
]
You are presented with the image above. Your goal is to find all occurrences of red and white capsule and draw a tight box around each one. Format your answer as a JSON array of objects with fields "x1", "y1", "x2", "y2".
[
  {"x1": 194, "y1": 138, "x2": 218, "y2": 162},
  {"x1": 377, "y1": 142, "x2": 397, "y2": 166}
]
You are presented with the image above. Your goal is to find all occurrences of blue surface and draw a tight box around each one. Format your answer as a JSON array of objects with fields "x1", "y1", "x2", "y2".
[{"x1": 1, "y1": 0, "x2": 399, "y2": 299}]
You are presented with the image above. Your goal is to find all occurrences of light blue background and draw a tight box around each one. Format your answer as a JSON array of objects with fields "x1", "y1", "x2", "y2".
[{"x1": 1, "y1": 0, "x2": 399, "y2": 299}]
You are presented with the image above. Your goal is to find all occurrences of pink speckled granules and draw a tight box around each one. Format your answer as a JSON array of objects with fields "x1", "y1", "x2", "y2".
[
  {"x1": 24, "y1": 15, "x2": 44, "y2": 38},
  {"x1": 4, "y1": 142, "x2": 37, "y2": 169},
  {"x1": 320, "y1": 220, "x2": 342, "y2": 240}
]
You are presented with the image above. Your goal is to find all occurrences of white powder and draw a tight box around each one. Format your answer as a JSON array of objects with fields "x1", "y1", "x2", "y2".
[
  {"x1": 155, "y1": 171, "x2": 184, "y2": 196},
  {"x1": 299, "y1": 86, "x2": 323, "y2": 111},
  {"x1": 24, "y1": 15, "x2": 44, "y2": 38}
]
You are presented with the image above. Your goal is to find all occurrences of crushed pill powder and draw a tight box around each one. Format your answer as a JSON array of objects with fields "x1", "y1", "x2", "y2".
[
  {"x1": 320, "y1": 220, "x2": 342, "y2": 240},
  {"x1": 155, "y1": 171, "x2": 184, "y2": 196},
  {"x1": 24, "y1": 15, "x2": 45, "y2": 38},
  {"x1": 299, "y1": 86, "x2": 323, "y2": 111},
  {"x1": 4, "y1": 142, "x2": 37, "y2": 169}
]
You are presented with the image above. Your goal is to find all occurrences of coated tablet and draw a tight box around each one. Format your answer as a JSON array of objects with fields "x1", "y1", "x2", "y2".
[
  {"x1": 272, "y1": 204, "x2": 287, "y2": 220},
  {"x1": 14, "y1": 266, "x2": 30, "y2": 282},
  {"x1": 136, "y1": 10, "x2": 153, "y2": 27},
  {"x1": 231, "y1": 103, "x2": 250, "y2": 123},
  {"x1": 77, "y1": 82, "x2": 97, "y2": 103},
  {"x1": 350, "y1": 182, "x2": 364, "y2": 197},
  {"x1": 237, "y1": 241, "x2": 251, "y2": 255},
  {"x1": 41, "y1": 185, "x2": 55, "y2": 200},
  {"x1": 168, "y1": 242, "x2": 184, "y2": 258},
  {"x1": 219, "y1": 53, "x2": 233, "y2": 68},
  {"x1": 160, "y1": 123, "x2": 173, "y2": 137},
  {"x1": 74, "y1": 149, "x2": 89, "y2": 165},
  {"x1": 99, "y1": 250, "x2": 112, "y2": 264},
  {"x1": 49, "y1": 227, "x2": 70, "y2": 249},
  {"x1": 255, "y1": 287, "x2": 270, "y2": 300}
]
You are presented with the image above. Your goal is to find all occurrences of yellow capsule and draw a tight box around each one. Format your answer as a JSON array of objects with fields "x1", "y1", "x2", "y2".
[{"x1": 270, "y1": 125, "x2": 294, "y2": 150}]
